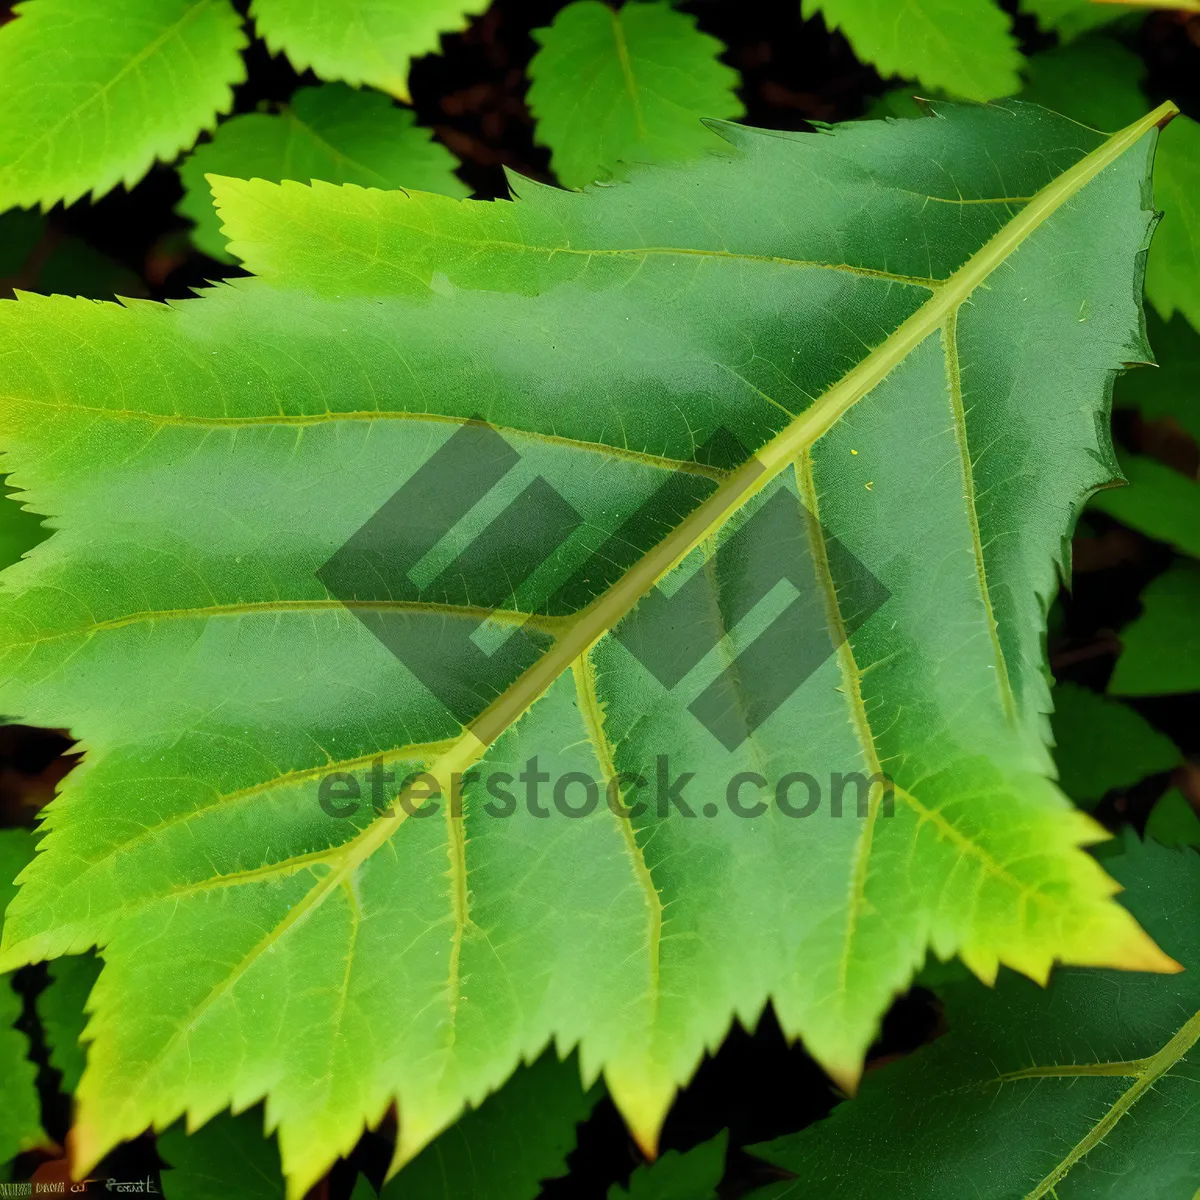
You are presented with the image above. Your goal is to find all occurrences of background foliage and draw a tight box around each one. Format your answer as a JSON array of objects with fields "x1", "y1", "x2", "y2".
[{"x1": 0, "y1": 0, "x2": 1198, "y2": 1196}]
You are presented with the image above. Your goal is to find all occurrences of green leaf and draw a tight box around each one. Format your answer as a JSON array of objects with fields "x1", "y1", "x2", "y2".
[
  {"x1": 160, "y1": 1109, "x2": 284, "y2": 1200},
  {"x1": 1110, "y1": 561, "x2": 1200, "y2": 696},
  {"x1": 37, "y1": 953, "x2": 102, "y2": 1096},
  {"x1": 803, "y1": 0, "x2": 1022, "y2": 101},
  {"x1": 0, "y1": 102, "x2": 1178, "y2": 1198},
  {"x1": 381, "y1": 1053, "x2": 598, "y2": 1199},
  {"x1": 1050, "y1": 682, "x2": 1180, "y2": 807},
  {"x1": 1116, "y1": 311, "x2": 1200, "y2": 443},
  {"x1": 1146, "y1": 788, "x2": 1200, "y2": 849},
  {"x1": 249, "y1": 0, "x2": 488, "y2": 102},
  {"x1": 1020, "y1": 0, "x2": 1138, "y2": 41},
  {"x1": 1019, "y1": 35, "x2": 1144, "y2": 133},
  {"x1": 0, "y1": 0, "x2": 248, "y2": 211},
  {"x1": 1146, "y1": 114, "x2": 1200, "y2": 332},
  {"x1": 0, "y1": 483, "x2": 48, "y2": 575},
  {"x1": 0, "y1": 828, "x2": 45, "y2": 1164},
  {"x1": 1090, "y1": 454, "x2": 1200, "y2": 558},
  {"x1": 747, "y1": 836, "x2": 1200, "y2": 1199},
  {"x1": 527, "y1": 1, "x2": 743, "y2": 190},
  {"x1": 178, "y1": 84, "x2": 468, "y2": 262},
  {"x1": 608, "y1": 1132, "x2": 726, "y2": 1200},
  {"x1": 159, "y1": 1054, "x2": 595, "y2": 1200}
]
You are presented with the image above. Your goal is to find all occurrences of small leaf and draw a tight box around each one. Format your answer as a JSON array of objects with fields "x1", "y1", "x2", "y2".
[
  {"x1": 0, "y1": 483, "x2": 47, "y2": 576},
  {"x1": 179, "y1": 84, "x2": 468, "y2": 262},
  {"x1": 1115, "y1": 311, "x2": 1200, "y2": 444},
  {"x1": 1146, "y1": 114, "x2": 1200, "y2": 333},
  {"x1": 1110, "y1": 562, "x2": 1200, "y2": 696},
  {"x1": 1051, "y1": 682, "x2": 1180, "y2": 807},
  {"x1": 38, "y1": 954, "x2": 102, "y2": 1096},
  {"x1": 249, "y1": 0, "x2": 488, "y2": 102},
  {"x1": 1090, "y1": 454, "x2": 1200, "y2": 558},
  {"x1": 0, "y1": 829, "x2": 45, "y2": 1164},
  {"x1": 608, "y1": 1131, "x2": 726, "y2": 1200},
  {"x1": 803, "y1": 0, "x2": 1022, "y2": 101},
  {"x1": 527, "y1": 1, "x2": 743, "y2": 190},
  {"x1": 381, "y1": 1052, "x2": 598, "y2": 1199},
  {"x1": 747, "y1": 836, "x2": 1200, "y2": 1200},
  {"x1": 160, "y1": 1109, "x2": 284, "y2": 1200},
  {"x1": 1146, "y1": 788, "x2": 1200, "y2": 849},
  {"x1": 0, "y1": 0, "x2": 247, "y2": 211},
  {"x1": 159, "y1": 1054, "x2": 596, "y2": 1200}
]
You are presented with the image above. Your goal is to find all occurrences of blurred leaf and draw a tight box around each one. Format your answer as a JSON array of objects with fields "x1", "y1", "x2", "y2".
[
  {"x1": 608, "y1": 1131, "x2": 726, "y2": 1200},
  {"x1": 0, "y1": 211, "x2": 46, "y2": 278},
  {"x1": 1020, "y1": 0, "x2": 1139, "y2": 40},
  {"x1": 747, "y1": 837, "x2": 1200, "y2": 1200},
  {"x1": 804, "y1": 0, "x2": 1022, "y2": 101},
  {"x1": 1146, "y1": 787, "x2": 1200, "y2": 848},
  {"x1": 179, "y1": 84, "x2": 468, "y2": 262},
  {"x1": 1020, "y1": 36, "x2": 1144, "y2": 131},
  {"x1": 0, "y1": 828, "x2": 45, "y2": 1164},
  {"x1": 0, "y1": 483, "x2": 48, "y2": 575},
  {"x1": 0, "y1": 0, "x2": 247, "y2": 211},
  {"x1": 160, "y1": 1055, "x2": 596, "y2": 1200},
  {"x1": 527, "y1": 1, "x2": 743, "y2": 190},
  {"x1": 1051, "y1": 681, "x2": 1180, "y2": 806},
  {"x1": 1110, "y1": 562, "x2": 1200, "y2": 695},
  {"x1": 1146, "y1": 114, "x2": 1200, "y2": 333},
  {"x1": 249, "y1": 0, "x2": 488, "y2": 102},
  {"x1": 160, "y1": 1109, "x2": 284, "y2": 1200},
  {"x1": 37, "y1": 953, "x2": 102, "y2": 1096},
  {"x1": 1090, "y1": 455, "x2": 1200, "y2": 558},
  {"x1": 1117, "y1": 311, "x2": 1200, "y2": 443}
]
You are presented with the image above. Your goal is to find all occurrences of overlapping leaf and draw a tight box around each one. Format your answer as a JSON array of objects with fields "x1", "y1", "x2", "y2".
[
  {"x1": 0, "y1": 829, "x2": 44, "y2": 1165},
  {"x1": 178, "y1": 84, "x2": 468, "y2": 261},
  {"x1": 0, "y1": 102, "x2": 1178, "y2": 1198},
  {"x1": 747, "y1": 837, "x2": 1200, "y2": 1199},
  {"x1": 527, "y1": 1, "x2": 743, "y2": 189},
  {"x1": 803, "y1": 0, "x2": 1021, "y2": 101},
  {"x1": 0, "y1": 0, "x2": 247, "y2": 211},
  {"x1": 1110, "y1": 562, "x2": 1200, "y2": 695},
  {"x1": 1050, "y1": 682, "x2": 1179, "y2": 807},
  {"x1": 250, "y1": 0, "x2": 487, "y2": 102}
]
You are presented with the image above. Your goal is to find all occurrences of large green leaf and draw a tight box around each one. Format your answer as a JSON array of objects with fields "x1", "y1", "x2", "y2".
[
  {"x1": 0, "y1": 484, "x2": 47, "y2": 576},
  {"x1": 1020, "y1": 0, "x2": 1136, "y2": 41},
  {"x1": 249, "y1": 0, "x2": 488, "y2": 102},
  {"x1": 178, "y1": 84, "x2": 468, "y2": 262},
  {"x1": 1050, "y1": 682, "x2": 1179, "y2": 807},
  {"x1": 0, "y1": 102, "x2": 1177, "y2": 1198},
  {"x1": 1110, "y1": 562, "x2": 1200, "y2": 696},
  {"x1": 527, "y1": 1, "x2": 743, "y2": 190},
  {"x1": 1146, "y1": 789, "x2": 1200, "y2": 849},
  {"x1": 0, "y1": 829, "x2": 45, "y2": 1165},
  {"x1": 0, "y1": 0, "x2": 247, "y2": 211},
  {"x1": 746, "y1": 837, "x2": 1200, "y2": 1199},
  {"x1": 803, "y1": 0, "x2": 1021, "y2": 101}
]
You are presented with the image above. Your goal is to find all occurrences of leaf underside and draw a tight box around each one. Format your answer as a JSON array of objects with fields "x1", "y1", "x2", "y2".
[{"x1": 0, "y1": 101, "x2": 1176, "y2": 1197}]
